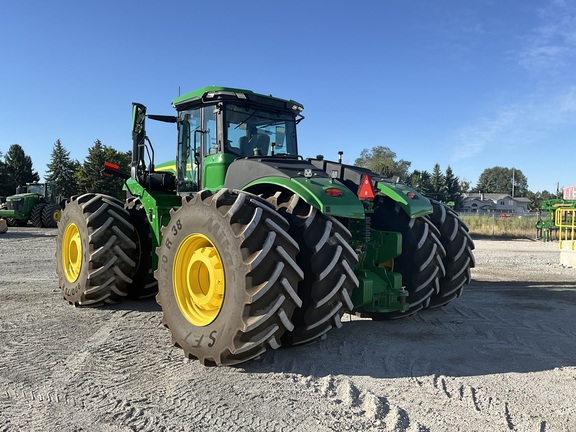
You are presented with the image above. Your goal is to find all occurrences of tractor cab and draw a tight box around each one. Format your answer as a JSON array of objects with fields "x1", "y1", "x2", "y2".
[
  {"x1": 171, "y1": 87, "x2": 303, "y2": 193},
  {"x1": 26, "y1": 182, "x2": 56, "y2": 201}
]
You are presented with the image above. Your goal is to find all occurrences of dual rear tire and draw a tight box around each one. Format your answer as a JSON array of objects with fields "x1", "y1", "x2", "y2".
[
  {"x1": 426, "y1": 199, "x2": 475, "y2": 308},
  {"x1": 367, "y1": 199, "x2": 446, "y2": 319},
  {"x1": 265, "y1": 191, "x2": 358, "y2": 345},
  {"x1": 153, "y1": 188, "x2": 360, "y2": 363},
  {"x1": 31, "y1": 202, "x2": 61, "y2": 228},
  {"x1": 362, "y1": 198, "x2": 474, "y2": 319}
]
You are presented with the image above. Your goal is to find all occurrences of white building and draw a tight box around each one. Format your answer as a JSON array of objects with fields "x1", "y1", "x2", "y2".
[{"x1": 461, "y1": 193, "x2": 530, "y2": 214}]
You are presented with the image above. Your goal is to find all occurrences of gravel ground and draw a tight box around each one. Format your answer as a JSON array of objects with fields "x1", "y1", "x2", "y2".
[{"x1": 1, "y1": 228, "x2": 575, "y2": 431}]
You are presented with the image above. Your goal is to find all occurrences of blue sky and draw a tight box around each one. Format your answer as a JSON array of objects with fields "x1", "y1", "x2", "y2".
[{"x1": 1, "y1": 0, "x2": 575, "y2": 193}]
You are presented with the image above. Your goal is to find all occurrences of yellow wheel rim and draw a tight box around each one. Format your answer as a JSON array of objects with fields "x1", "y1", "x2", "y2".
[
  {"x1": 62, "y1": 223, "x2": 82, "y2": 283},
  {"x1": 173, "y1": 234, "x2": 225, "y2": 326}
]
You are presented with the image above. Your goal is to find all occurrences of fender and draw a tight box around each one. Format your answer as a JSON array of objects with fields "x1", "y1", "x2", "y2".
[
  {"x1": 244, "y1": 176, "x2": 365, "y2": 219},
  {"x1": 308, "y1": 157, "x2": 432, "y2": 218},
  {"x1": 374, "y1": 181, "x2": 432, "y2": 218},
  {"x1": 224, "y1": 156, "x2": 365, "y2": 219}
]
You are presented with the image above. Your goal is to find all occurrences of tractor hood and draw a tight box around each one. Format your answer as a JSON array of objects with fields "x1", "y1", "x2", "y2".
[
  {"x1": 225, "y1": 156, "x2": 330, "y2": 186},
  {"x1": 224, "y1": 157, "x2": 365, "y2": 219},
  {"x1": 7, "y1": 193, "x2": 39, "y2": 201}
]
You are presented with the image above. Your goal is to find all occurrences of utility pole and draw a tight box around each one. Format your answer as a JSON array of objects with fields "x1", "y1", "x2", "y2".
[{"x1": 512, "y1": 168, "x2": 515, "y2": 197}]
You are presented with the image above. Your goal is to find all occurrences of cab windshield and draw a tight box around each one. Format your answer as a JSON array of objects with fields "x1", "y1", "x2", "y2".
[
  {"x1": 225, "y1": 104, "x2": 298, "y2": 157},
  {"x1": 27, "y1": 184, "x2": 45, "y2": 196}
]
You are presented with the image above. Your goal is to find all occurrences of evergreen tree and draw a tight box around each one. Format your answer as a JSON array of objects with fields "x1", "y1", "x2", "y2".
[
  {"x1": 45, "y1": 140, "x2": 80, "y2": 199},
  {"x1": 429, "y1": 163, "x2": 447, "y2": 201},
  {"x1": 408, "y1": 170, "x2": 433, "y2": 196},
  {"x1": 0, "y1": 150, "x2": 7, "y2": 196},
  {"x1": 354, "y1": 146, "x2": 411, "y2": 181},
  {"x1": 3, "y1": 144, "x2": 40, "y2": 193},
  {"x1": 76, "y1": 139, "x2": 131, "y2": 200},
  {"x1": 444, "y1": 165, "x2": 463, "y2": 208}
]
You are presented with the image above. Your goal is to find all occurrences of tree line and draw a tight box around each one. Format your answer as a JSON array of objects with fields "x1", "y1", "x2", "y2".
[
  {"x1": 0, "y1": 140, "x2": 130, "y2": 200},
  {"x1": 354, "y1": 146, "x2": 561, "y2": 211},
  {"x1": 0, "y1": 142, "x2": 563, "y2": 212}
]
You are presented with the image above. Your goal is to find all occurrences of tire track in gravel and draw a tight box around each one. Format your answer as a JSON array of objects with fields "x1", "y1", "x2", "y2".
[
  {"x1": 315, "y1": 375, "x2": 415, "y2": 431},
  {"x1": 5, "y1": 303, "x2": 334, "y2": 432},
  {"x1": 1, "y1": 310, "x2": 167, "y2": 431},
  {"x1": 256, "y1": 341, "x2": 429, "y2": 431},
  {"x1": 3, "y1": 231, "x2": 576, "y2": 431}
]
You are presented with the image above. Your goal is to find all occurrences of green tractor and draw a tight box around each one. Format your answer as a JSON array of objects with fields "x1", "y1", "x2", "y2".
[
  {"x1": 0, "y1": 182, "x2": 61, "y2": 228},
  {"x1": 55, "y1": 86, "x2": 475, "y2": 366}
]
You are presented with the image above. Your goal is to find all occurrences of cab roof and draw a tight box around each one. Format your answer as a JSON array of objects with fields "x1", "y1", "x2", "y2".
[{"x1": 171, "y1": 86, "x2": 304, "y2": 113}]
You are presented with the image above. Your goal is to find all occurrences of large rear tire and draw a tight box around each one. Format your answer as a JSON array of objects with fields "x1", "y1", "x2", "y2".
[
  {"x1": 154, "y1": 189, "x2": 303, "y2": 366},
  {"x1": 125, "y1": 198, "x2": 158, "y2": 300},
  {"x1": 31, "y1": 203, "x2": 47, "y2": 227},
  {"x1": 266, "y1": 191, "x2": 358, "y2": 345},
  {"x1": 426, "y1": 199, "x2": 475, "y2": 308},
  {"x1": 56, "y1": 193, "x2": 138, "y2": 306},
  {"x1": 369, "y1": 199, "x2": 446, "y2": 319}
]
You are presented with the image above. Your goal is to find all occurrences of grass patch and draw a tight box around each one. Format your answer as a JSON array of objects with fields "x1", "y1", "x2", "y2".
[{"x1": 460, "y1": 214, "x2": 538, "y2": 239}]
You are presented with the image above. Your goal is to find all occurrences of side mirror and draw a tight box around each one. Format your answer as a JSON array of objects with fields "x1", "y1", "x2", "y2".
[
  {"x1": 132, "y1": 103, "x2": 147, "y2": 136},
  {"x1": 131, "y1": 103, "x2": 148, "y2": 179}
]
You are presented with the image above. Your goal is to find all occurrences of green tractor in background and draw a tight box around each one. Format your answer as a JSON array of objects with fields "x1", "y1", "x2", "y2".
[
  {"x1": 0, "y1": 182, "x2": 61, "y2": 228},
  {"x1": 55, "y1": 86, "x2": 475, "y2": 366}
]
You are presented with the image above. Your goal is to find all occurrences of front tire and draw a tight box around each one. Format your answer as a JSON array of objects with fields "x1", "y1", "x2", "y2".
[
  {"x1": 155, "y1": 189, "x2": 303, "y2": 366},
  {"x1": 56, "y1": 193, "x2": 138, "y2": 306}
]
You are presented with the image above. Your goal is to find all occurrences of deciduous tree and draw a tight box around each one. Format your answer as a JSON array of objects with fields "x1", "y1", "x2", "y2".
[
  {"x1": 354, "y1": 146, "x2": 411, "y2": 180},
  {"x1": 473, "y1": 166, "x2": 528, "y2": 197}
]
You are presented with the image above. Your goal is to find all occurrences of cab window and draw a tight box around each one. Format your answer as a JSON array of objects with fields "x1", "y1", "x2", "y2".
[{"x1": 224, "y1": 104, "x2": 298, "y2": 157}]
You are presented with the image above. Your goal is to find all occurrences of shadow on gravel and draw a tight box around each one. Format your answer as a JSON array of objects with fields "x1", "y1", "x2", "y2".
[
  {"x1": 105, "y1": 298, "x2": 162, "y2": 313},
  {"x1": 470, "y1": 235, "x2": 539, "y2": 241},
  {"x1": 242, "y1": 280, "x2": 576, "y2": 379},
  {"x1": 469, "y1": 280, "x2": 576, "y2": 301},
  {"x1": 0, "y1": 229, "x2": 57, "y2": 239}
]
